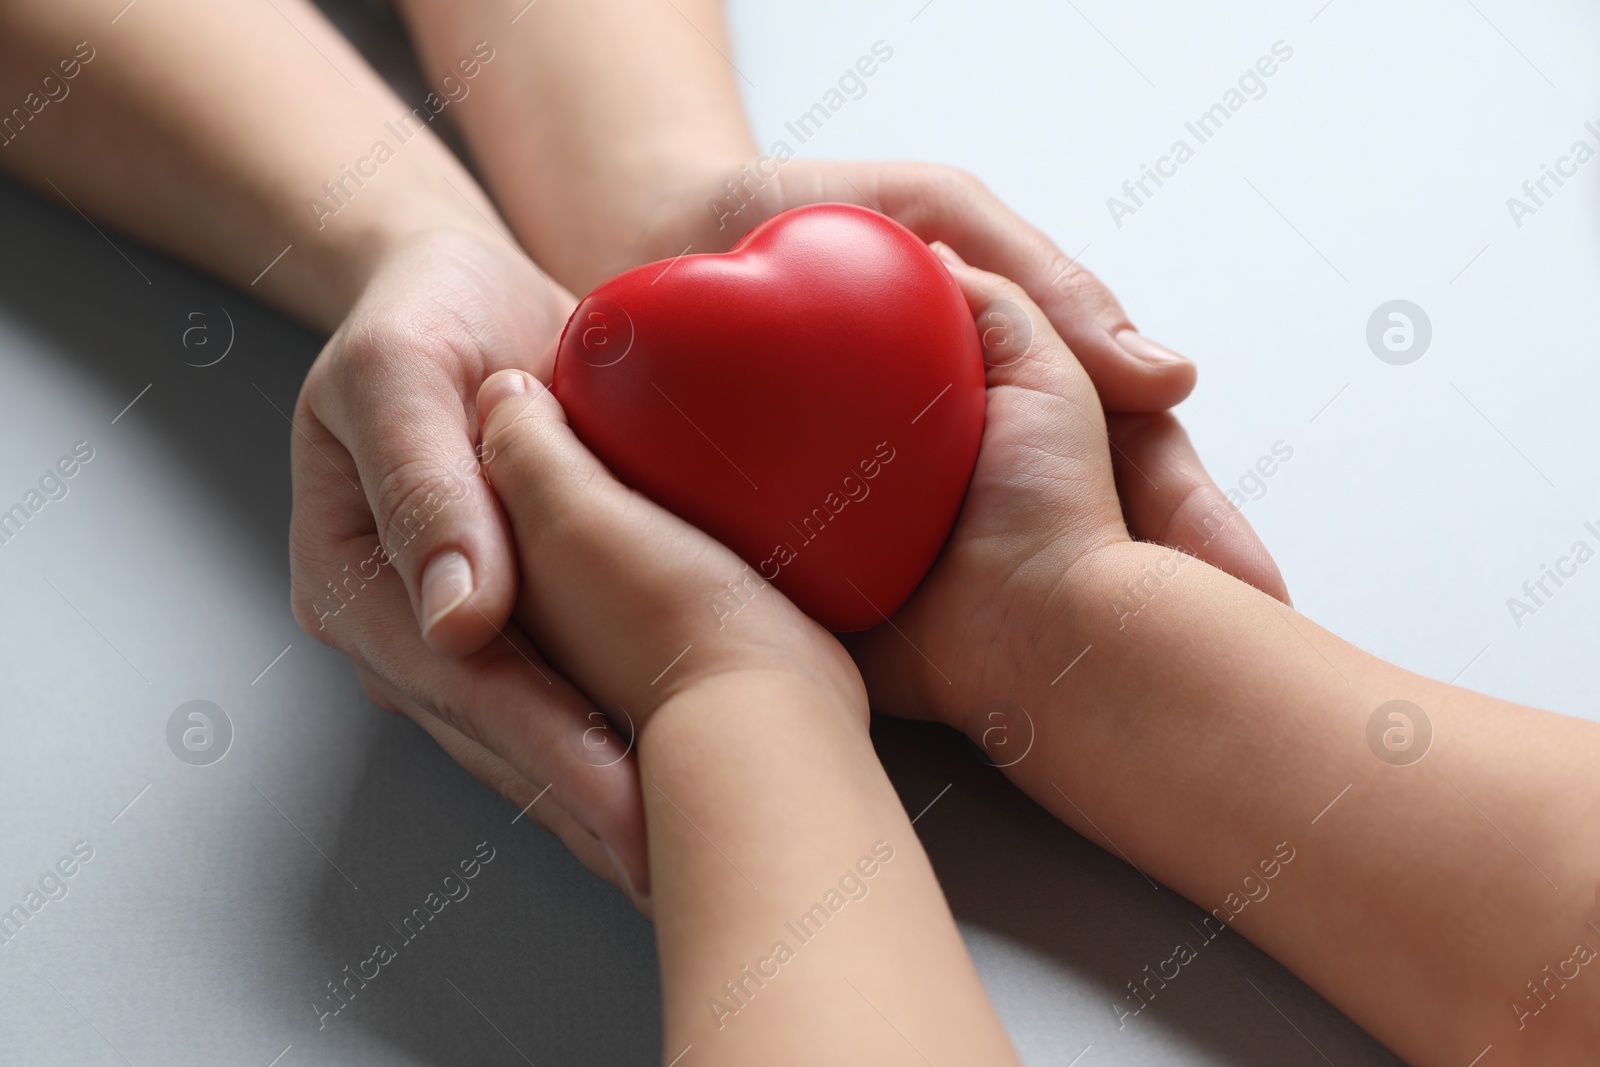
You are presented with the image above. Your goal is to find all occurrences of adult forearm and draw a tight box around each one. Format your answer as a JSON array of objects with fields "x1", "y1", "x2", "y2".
[
  {"x1": 999, "y1": 541, "x2": 1600, "y2": 1063},
  {"x1": 394, "y1": 0, "x2": 755, "y2": 292},
  {"x1": 0, "y1": 0, "x2": 503, "y2": 332},
  {"x1": 640, "y1": 670, "x2": 1018, "y2": 1065}
]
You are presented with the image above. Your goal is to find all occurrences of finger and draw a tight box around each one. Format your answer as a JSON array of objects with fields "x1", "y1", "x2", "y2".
[
  {"x1": 931, "y1": 242, "x2": 1098, "y2": 406},
  {"x1": 800, "y1": 161, "x2": 1196, "y2": 412},
  {"x1": 362, "y1": 668, "x2": 652, "y2": 915},
  {"x1": 306, "y1": 321, "x2": 518, "y2": 658},
  {"x1": 1107, "y1": 412, "x2": 1291, "y2": 604},
  {"x1": 290, "y1": 431, "x2": 652, "y2": 897},
  {"x1": 475, "y1": 370, "x2": 781, "y2": 710},
  {"x1": 354, "y1": 666, "x2": 404, "y2": 716},
  {"x1": 929, "y1": 245, "x2": 1288, "y2": 601},
  {"x1": 403, "y1": 629, "x2": 651, "y2": 901},
  {"x1": 928, "y1": 246, "x2": 1126, "y2": 563}
]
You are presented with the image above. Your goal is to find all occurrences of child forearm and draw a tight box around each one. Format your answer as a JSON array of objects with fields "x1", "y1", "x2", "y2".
[
  {"x1": 639, "y1": 670, "x2": 1021, "y2": 1066},
  {"x1": 997, "y1": 541, "x2": 1600, "y2": 1064}
]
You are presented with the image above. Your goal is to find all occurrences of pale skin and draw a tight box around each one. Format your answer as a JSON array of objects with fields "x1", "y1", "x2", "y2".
[
  {"x1": 474, "y1": 358, "x2": 1025, "y2": 1067},
  {"x1": 395, "y1": 0, "x2": 1295, "y2": 538},
  {"x1": 854, "y1": 251, "x2": 1600, "y2": 1065},
  {"x1": 0, "y1": 0, "x2": 1285, "y2": 905},
  {"x1": 14, "y1": 3, "x2": 1587, "y2": 1064},
  {"x1": 0, "y1": 0, "x2": 652, "y2": 898},
  {"x1": 413, "y1": 7, "x2": 1600, "y2": 1058},
  {"x1": 477, "y1": 251, "x2": 1600, "y2": 1065}
]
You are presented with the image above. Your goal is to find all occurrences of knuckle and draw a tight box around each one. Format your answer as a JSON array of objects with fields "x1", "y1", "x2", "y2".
[
  {"x1": 428, "y1": 685, "x2": 495, "y2": 755},
  {"x1": 1048, "y1": 259, "x2": 1100, "y2": 302},
  {"x1": 1046, "y1": 260, "x2": 1123, "y2": 326},
  {"x1": 371, "y1": 455, "x2": 475, "y2": 561},
  {"x1": 288, "y1": 583, "x2": 333, "y2": 646},
  {"x1": 1170, "y1": 480, "x2": 1236, "y2": 549},
  {"x1": 479, "y1": 400, "x2": 540, "y2": 470},
  {"x1": 288, "y1": 545, "x2": 347, "y2": 649},
  {"x1": 288, "y1": 568, "x2": 356, "y2": 651},
  {"x1": 356, "y1": 671, "x2": 400, "y2": 715},
  {"x1": 327, "y1": 317, "x2": 410, "y2": 391},
  {"x1": 326, "y1": 310, "x2": 479, "y2": 405},
  {"x1": 935, "y1": 164, "x2": 986, "y2": 197}
]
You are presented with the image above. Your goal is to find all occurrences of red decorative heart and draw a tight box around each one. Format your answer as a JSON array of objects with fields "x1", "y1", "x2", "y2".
[{"x1": 553, "y1": 204, "x2": 984, "y2": 631}]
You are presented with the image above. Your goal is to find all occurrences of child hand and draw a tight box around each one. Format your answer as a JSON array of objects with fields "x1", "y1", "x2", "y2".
[
  {"x1": 475, "y1": 369, "x2": 866, "y2": 733},
  {"x1": 846, "y1": 245, "x2": 1142, "y2": 728}
]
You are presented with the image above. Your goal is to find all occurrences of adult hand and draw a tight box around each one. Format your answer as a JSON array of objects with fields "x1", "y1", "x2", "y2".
[
  {"x1": 287, "y1": 228, "x2": 650, "y2": 908},
  {"x1": 387, "y1": 1, "x2": 1281, "y2": 602},
  {"x1": 473, "y1": 368, "x2": 862, "y2": 730},
  {"x1": 629, "y1": 157, "x2": 1289, "y2": 603}
]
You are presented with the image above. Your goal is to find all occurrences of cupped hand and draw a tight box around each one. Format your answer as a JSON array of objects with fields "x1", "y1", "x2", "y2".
[
  {"x1": 287, "y1": 228, "x2": 650, "y2": 906},
  {"x1": 630, "y1": 157, "x2": 1288, "y2": 603},
  {"x1": 473, "y1": 369, "x2": 863, "y2": 728},
  {"x1": 845, "y1": 245, "x2": 1214, "y2": 729}
]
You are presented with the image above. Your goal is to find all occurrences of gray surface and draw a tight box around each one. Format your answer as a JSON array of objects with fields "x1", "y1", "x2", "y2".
[{"x1": 3, "y1": 1, "x2": 1598, "y2": 1064}]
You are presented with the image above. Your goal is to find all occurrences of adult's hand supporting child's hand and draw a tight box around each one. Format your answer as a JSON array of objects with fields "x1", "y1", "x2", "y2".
[
  {"x1": 289, "y1": 230, "x2": 653, "y2": 905},
  {"x1": 473, "y1": 368, "x2": 863, "y2": 734},
  {"x1": 574, "y1": 155, "x2": 1293, "y2": 609},
  {"x1": 475, "y1": 369, "x2": 1026, "y2": 1066},
  {"x1": 0, "y1": 0, "x2": 669, "y2": 913},
  {"x1": 392, "y1": 0, "x2": 1286, "y2": 607}
]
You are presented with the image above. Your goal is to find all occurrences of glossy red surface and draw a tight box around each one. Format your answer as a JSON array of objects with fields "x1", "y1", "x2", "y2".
[{"x1": 553, "y1": 204, "x2": 984, "y2": 631}]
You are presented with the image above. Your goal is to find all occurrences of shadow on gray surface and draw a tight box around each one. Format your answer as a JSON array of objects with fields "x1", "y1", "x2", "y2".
[
  {"x1": 871, "y1": 715, "x2": 1406, "y2": 1067},
  {"x1": 0, "y1": 175, "x2": 316, "y2": 574},
  {"x1": 297, "y1": 717, "x2": 662, "y2": 1066}
]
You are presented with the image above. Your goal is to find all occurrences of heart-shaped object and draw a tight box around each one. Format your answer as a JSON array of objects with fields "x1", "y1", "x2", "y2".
[{"x1": 553, "y1": 203, "x2": 984, "y2": 631}]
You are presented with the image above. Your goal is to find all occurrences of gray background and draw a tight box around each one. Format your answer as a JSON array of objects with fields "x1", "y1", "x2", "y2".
[{"x1": 3, "y1": 0, "x2": 1597, "y2": 1064}]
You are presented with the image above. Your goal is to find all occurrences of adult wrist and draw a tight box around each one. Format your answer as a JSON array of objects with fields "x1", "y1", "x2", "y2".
[
  {"x1": 287, "y1": 169, "x2": 511, "y2": 331},
  {"x1": 516, "y1": 146, "x2": 755, "y2": 294}
]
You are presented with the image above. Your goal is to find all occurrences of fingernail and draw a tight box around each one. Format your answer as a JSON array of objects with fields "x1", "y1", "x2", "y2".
[
  {"x1": 603, "y1": 843, "x2": 651, "y2": 906},
  {"x1": 420, "y1": 549, "x2": 473, "y2": 637},
  {"x1": 1115, "y1": 329, "x2": 1192, "y2": 366},
  {"x1": 479, "y1": 369, "x2": 531, "y2": 420},
  {"x1": 930, "y1": 241, "x2": 967, "y2": 269}
]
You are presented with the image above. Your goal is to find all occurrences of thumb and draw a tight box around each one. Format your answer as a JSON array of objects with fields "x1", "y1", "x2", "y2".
[{"x1": 308, "y1": 334, "x2": 518, "y2": 656}]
